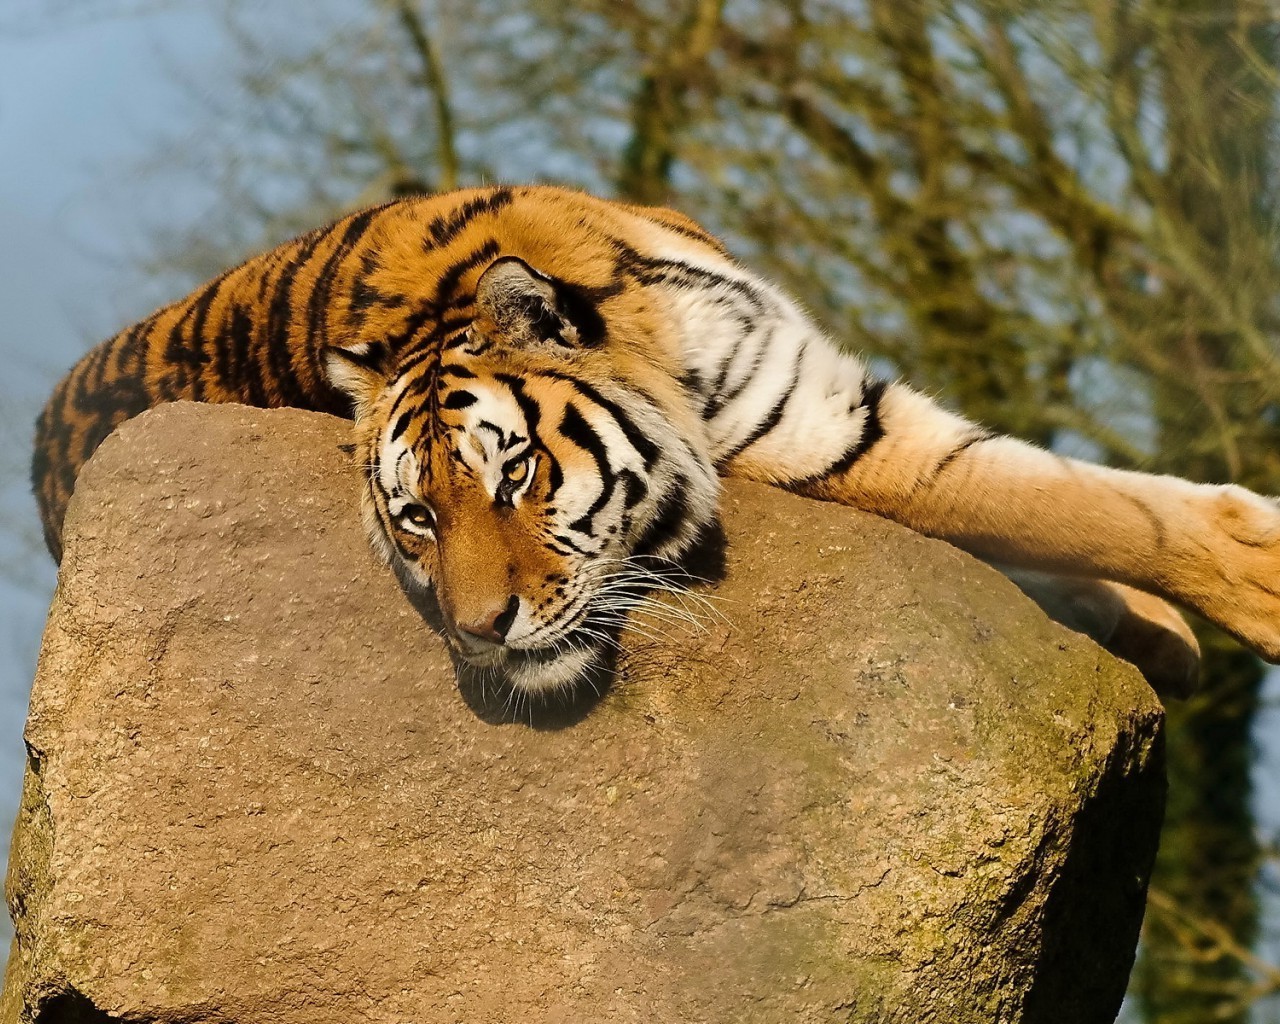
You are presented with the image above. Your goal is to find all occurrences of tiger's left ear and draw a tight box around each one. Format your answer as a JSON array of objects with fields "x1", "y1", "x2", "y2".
[
  {"x1": 474, "y1": 256, "x2": 604, "y2": 351},
  {"x1": 321, "y1": 341, "x2": 393, "y2": 419}
]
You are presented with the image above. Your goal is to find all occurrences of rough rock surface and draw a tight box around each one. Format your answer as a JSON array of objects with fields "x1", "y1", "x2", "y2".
[{"x1": 3, "y1": 403, "x2": 1164, "y2": 1024}]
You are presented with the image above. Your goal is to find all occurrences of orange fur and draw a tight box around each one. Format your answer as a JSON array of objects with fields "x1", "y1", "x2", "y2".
[{"x1": 36, "y1": 184, "x2": 1280, "y2": 695}]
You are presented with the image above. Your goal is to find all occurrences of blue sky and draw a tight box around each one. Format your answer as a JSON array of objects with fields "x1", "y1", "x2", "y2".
[{"x1": 0, "y1": 5, "x2": 228, "y2": 942}]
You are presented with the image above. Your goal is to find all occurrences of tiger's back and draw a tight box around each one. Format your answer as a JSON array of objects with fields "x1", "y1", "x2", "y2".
[{"x1": 33, "y1": 186, "x2": 725, "y2": 562}]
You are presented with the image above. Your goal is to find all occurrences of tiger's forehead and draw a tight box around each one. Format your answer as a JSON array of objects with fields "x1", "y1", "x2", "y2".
[{"x1": 374, "y1": 363, "x2": 543, "y2": 493}]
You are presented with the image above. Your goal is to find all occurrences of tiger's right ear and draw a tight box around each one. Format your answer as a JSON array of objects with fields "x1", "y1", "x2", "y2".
[{"x1": 321, "y1": 342, "x2": 392, "y2": 419}]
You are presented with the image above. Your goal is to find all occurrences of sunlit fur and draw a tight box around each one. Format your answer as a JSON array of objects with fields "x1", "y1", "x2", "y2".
[
  {"x1": 337, "y1": 288, "x2": 719, "y2": 690},
  {"x1": 33, "y1": 185, "x2": 1280, "y2": 696}
]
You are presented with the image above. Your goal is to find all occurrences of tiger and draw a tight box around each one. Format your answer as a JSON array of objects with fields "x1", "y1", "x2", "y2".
[{"x1": 32, "y1": 185, "x2": 1280, "y2": 698}]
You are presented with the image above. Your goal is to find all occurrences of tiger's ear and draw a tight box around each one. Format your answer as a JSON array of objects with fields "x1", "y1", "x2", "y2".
[
  {"x1": 474, "y1": 256, "x2": 604, "y2": 351},
  {"x1": 322, "y1": 341, "x2": 392, "y2": 419}
]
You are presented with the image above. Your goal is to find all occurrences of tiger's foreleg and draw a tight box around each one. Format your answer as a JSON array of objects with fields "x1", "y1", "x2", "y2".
[
  {"x1": 998, "y1": 568, "x2": 1200, "y2": 698},
  {"x1": 772, "y1": 383, "x2": 1280, "y2": 663}
]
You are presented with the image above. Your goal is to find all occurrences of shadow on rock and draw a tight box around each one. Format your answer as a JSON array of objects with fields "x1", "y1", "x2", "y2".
[{"x1": 392, "y1": 521, "x2": 728, "y2": 730}]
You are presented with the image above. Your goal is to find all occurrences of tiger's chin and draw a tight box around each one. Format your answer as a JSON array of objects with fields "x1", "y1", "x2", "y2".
[
  {"x1": 457, "y1": 641, "x2": 604, "y2": 694},
  {"x1": 507, "y1": 645, "x2": 603, "y2": 693}
]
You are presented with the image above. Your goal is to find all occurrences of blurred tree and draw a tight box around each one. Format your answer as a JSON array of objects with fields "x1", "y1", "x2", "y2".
[{"x1": 115, "y1": 0, "x2": 1280, "y2": 1017}]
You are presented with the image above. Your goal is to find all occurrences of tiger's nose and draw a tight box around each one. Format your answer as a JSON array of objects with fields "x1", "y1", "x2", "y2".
[{"x1": 456, "y1": 595, "x2": 520, "y2": 649}]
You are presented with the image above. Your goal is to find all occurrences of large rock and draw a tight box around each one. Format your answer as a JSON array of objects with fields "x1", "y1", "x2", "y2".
[{"x1": 3, "y1": 403, "x2": 1163, "y2": 1024}]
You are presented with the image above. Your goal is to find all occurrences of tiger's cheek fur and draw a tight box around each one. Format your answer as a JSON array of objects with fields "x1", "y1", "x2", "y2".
[{"x1": 351, "y1": 400, "x2": 440, "y2": 590}]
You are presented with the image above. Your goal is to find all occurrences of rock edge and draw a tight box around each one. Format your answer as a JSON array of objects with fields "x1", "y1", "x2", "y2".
[{"x1": 4, "y1": 403, "x2": 1164, "y2": 1024}]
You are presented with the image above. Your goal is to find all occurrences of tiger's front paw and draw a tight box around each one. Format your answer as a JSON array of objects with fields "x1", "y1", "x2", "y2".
[{"x1": 1194, "y1": 487, "x2": 1280, "y2": 663}]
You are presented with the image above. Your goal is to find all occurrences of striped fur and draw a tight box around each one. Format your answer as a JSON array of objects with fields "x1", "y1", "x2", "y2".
[{"x1": 33, "y1": 185, "x2": 1280, "y2": 694}]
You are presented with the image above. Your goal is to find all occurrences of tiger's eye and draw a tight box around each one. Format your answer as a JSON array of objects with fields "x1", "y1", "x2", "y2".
[
  {"x1": 505, "y1": 458, "x2": 530, "y2": 484},
  {"x1": 399, "y1": 503, "x2": 435, "y2": 530}
]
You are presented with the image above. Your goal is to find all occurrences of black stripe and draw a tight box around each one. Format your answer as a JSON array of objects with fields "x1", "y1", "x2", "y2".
[
  {"x1": 559, "y1": 403, "x2": 616, "y2": 537},
  {"x1": 704, "y1": 318, "x2": 756, "y2": 405},
  {"x1": 87, "y1": 336, "x2": 115, "y2": 394},
  {"x1": 443, "y1": 390, "x2": 477, "y2": 410},
  {"x1": 423, "y1": 188, "x2": 514, "y2": 249},
  {"x1": 704, "y1": 323, "x2": 771, "y2": 419},
  {"x1": 184, "y1": 274, "x2": 229, "y2": 401},
  {"x1": 476, "y1": 420, "x2": 507, "y2": 447},
  {"x1": 159, "y1": 293, "x2": 205, "y2": 399},
  {"x1": 435, "y1": 314, "x2": 474, "y2": 336},
  {"x1": 549, "y1": 534, "x2": 596, "y2": 557},
  {"x1": 433, "y1": 239, "x2": 502, "y2": 306},
  {"x1": 213, "y1": 299, "x2": 237, "y2": 396},
  {"x1": 1121, "y1": 492, "x2": 1168, "y2": 549},
  {"x1": 821, "y1": 380, "x2": 888, "y2": 478},
  {"x1": 544, "y1": 451, "x2": 564, "y2": 502},
  {"x1": 384, "y1": 308, "x2": 437, "y2": 361},
  {"x1": 456, "y1": 335, "x2": 494, "y2": 356},
  {"x1": 253, "y1": 250, "x2": 275, "y2": 301},
  {"x1": 633, "y1": 477, "x2": 692, "y2": 558},
  {"x1": 72, "y1": 345, "x2": 112, "y2": 409},
  {"x1": 346, "y1": 249, "x2": 408, "y2": 332},
  {"x1": 393, "y1": 338, "x2": 448, "y2": 379},
  {"x1": 639, "y1": 214, "x2": 726, "y2": 251},
  {"x1": 922, "y1": 430, "x2": 992, "y2": 489},
  {"x1": 402, "y1": 365, "x2": 446, "y2": 403},
  {"x1": 264, "y1": 232, "x2": 326, "y2": 407},
  {"x1": 346, "y1": 251, "x2": 382, "y2": 326},
  {"x1": 715, "y1": 346, "x2": 804, "y2": 466},
  {"x1": 115, "y1": 320, "x2": 146, "y2": 381},
  {"x1": 390, "y1": 410, "x2": 414, "y2": 441},
  {"x1": 543, "y1": 371, "x2": 661, "y2": 469},
  {"x1": 372, "y1": 489, "x2": 415, "y2": 562},
  {"x1": 437, "y1": 319, "x2": 477, "y2": 350},
  {"x1": 782, "y1": 380, "x2": 889, "y2": 490},
  {"x1": 311, "y1": 208, "x2": 379, "y2": 347},
  {"x1": 619, "y1": 468, "x2": 649, "y2": 509},
  {"x1": 383, "y1": 384, "x2": 425, "y2": 450},
  {"x1": 493, "y1": 373, "x2": 542, "y2": 438},
  {"x1": 227, "y1": 302, "x2": 270, "y2": 408},
  {"x1": 622, "y1": 252, "x2": 766, "y2": 311}
]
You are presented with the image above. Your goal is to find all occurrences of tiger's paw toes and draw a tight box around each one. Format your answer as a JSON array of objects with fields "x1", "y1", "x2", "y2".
[{"x1": 1195, "y1": 487, "x2": 1280, "y2": 664}]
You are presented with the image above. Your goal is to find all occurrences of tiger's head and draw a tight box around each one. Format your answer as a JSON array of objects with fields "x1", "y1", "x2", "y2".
[{"x1": 323, "y1": 256, "x2": 720, "y2": 693}]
